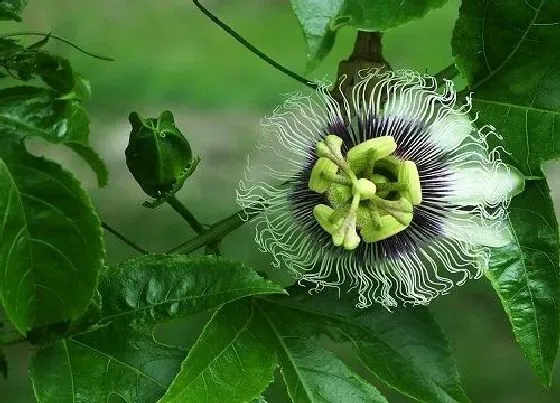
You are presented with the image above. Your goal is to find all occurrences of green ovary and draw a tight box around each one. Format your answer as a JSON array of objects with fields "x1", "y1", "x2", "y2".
[{"x1": 308, "y1": 135, "x2": 422, "y2": 250}]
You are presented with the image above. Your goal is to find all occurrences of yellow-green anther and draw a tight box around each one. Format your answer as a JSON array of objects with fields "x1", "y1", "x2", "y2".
[
  {"x1": 328, "y1": 183, "x2": 352, "y2": 208},
  {"x1": 313, "y1": 204, "x2": 336, "y2": 233},
  {"x1": 324, "y1": 135, "x2": 343, "y2": 157},
  {"x1": 316, "y1": 141, "x2": 332, "y2": 158},
  {"x1": 352, "y1": 178, "x2": 377, "y2": 200},
  {"x1": 309, "y1": 157, "x2": 339, "y2": 193},
  {"x1": 347, "y1": 136, "x2": 397, "y2": 173},
  {"x1": 388, "y1": 210, "x2": 414, "y2": 226},
  {"x1": 398, "y1": 160, "x2": 422, "y2": 205},
  {"x1": 360, "y1": 215, "x2": 407, "y2": 242},
  {"x1": 316, "y1": 135, "x2": 344, "y2": 160}
]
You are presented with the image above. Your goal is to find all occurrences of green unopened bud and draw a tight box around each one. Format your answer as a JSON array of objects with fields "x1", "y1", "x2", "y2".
[
  {"x1": 313, "y1": 204, "x2": 336, "y2": 233},
  {"x1": 328, "y1": 183, "x2": 352, "y2": 208},
  {"x1": 309, "y1": 157, "x2": 339, "y2": 193},
  {"x1": 347, "y1": 136, "x2": 397, "y2": 173},
  {"x1": 125, "y1": 110, "x2": 194, "y2": 198},
  {"x1": 352, "y1": 178, "x2": 377, "y2": 200},
  {"x1": 398, "y1": 161, "x2": 422, "y2": 205},
  {"x1": 361, "y1": 215, "x2": 407, "y2": 242}
]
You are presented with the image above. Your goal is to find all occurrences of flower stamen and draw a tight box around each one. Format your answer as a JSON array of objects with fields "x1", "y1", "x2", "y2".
[{"x1": 308, "y1": 134, "x2": 422, "y2": 249}]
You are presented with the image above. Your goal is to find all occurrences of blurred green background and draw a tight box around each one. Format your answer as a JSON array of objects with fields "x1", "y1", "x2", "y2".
[{"x1": 2, "y1": 0, "x2": 560, "y2": 402}]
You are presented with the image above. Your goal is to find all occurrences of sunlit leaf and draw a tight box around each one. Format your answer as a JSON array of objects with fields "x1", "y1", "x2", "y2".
[{"x1": 160, "y1": 299, "x2": 277, "y2": 403}]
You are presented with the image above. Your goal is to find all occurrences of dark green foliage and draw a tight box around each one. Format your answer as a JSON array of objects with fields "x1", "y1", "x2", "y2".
[{"x1": 452, "y1": 0, "x2": 560, "y2": 386}]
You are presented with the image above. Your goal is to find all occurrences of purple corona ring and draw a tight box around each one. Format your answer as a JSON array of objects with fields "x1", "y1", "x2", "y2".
[{"x1": 237, "y1": 69, "x2": 524, "y2": 308}]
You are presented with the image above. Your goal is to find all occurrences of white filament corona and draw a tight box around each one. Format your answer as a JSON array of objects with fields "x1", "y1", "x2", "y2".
[{"x1": 237, "y1": 69, "x2": 524, "y2": 308}]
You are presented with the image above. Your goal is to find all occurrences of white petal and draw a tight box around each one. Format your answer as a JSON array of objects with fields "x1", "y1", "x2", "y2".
[
  {"x1": 444, "y1": 162, "x2": 525, "y2": 205},
  {"x1": 442, "y1": 215, "x2": 512, "y2": 247},
  {"x1": 428, "y1": 111, "x2": 473, "y2": 151}
]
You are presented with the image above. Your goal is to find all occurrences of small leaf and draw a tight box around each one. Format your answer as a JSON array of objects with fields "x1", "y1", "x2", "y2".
[
  {"x1": 0, "y1": 0, "x2": 27, "y2": 21},
  {"x1": 0, "y1": 144, "x2": 103, "y2": 333},
  {"x1": 290, "y1": 0, "x2": 447, "y2": 70},
  {"x1": 160, "y1": 299, "x2": 277, "y2": 403},
  {"x1": 30, "y1": 256, "x2": 285, "y2": 403},
  {"x1": 256, "y1": 299, "x2": 388, "y2": 403},
  {"x1": 267, "y1": 289, "x2": 469, "y2": 403},
  {"x1": 0, "y1": 86, "x2": 87, "y2": 144},
  {"x1": 487, "y1": 179, "x2": 559, "y2": 386},
  {"x1": 65, "y1": 143, "x2": 109, "y2": 187}
]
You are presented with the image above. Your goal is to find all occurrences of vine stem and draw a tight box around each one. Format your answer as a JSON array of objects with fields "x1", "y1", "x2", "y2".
[
  {"x1": 0, "y1": 32, "x2": 115, "y2": 61},
  {"x1": 192, "y1": 0, "x2": 317, "y2": 90},
  {"x1": 166, "y1": 204, "x2": 263, "y2": 254},
  {"x1": 101, "y1": 221, "x2": 150, "y2": 254},
  {"x1": 167, "y1": 196, "x2": 206, "y2": 234}
]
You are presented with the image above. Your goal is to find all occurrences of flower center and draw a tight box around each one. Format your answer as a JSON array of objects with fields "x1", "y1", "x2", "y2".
[{"x1": 308, "y1": 135, "x2": 422, "y2": 250}]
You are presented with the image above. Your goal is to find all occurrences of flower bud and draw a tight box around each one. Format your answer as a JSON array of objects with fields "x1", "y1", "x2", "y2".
[
  {"x1": 308, "y1": 157, "x2": 339, "y2": 193},
  {"x1": 347, "y1": 136, "x2": 397, "y2": 173},
  {"x1": 126, "y1": 110, "x2": 193, "y2": 198}
]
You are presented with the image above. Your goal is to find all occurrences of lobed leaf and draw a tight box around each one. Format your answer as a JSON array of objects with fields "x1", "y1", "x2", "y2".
[
  {"x1": 453, "y1": 0, "x2": 560, "y2": 385},
  {"x1": 264, "y1": 289, "x2": 469, "y2": 403},
  {"x1": 30, "y1": 256, "x2": 285, "y2": 403},
  {"x1": 160, "y1": 299, "x2": 277, "y2": 403},
  {"x1": 256, "y1": 298, "x2": 388, "y2": 403}
]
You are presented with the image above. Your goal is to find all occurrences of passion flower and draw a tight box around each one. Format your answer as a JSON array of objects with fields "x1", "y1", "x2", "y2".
[{"x1": 238, "y1": 69, "x2": 525, "y2": 308}]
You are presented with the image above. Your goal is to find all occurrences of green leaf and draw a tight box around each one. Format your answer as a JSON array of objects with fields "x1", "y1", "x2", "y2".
[
  {"x1": 66, "y1": 143, "x2": 109, "y2": 187},
  {"x1": 453, "y1": 0, "x2": 560, "y2": 172},
  {"x1": 256, "y1": 299, "x2": 388, "y2": 403},
  {"x1": 290, "y1": 0, "x2": 447, "y2": 70},
  {"x1": 487, "y1": 179, "x2": 559, "y2": 386},
  {"x1": 30, "y1": 255, "x2": 285, "y2": 403},
  {"x1": 266, "y1": 289, "x2": 469, "y2": 403},
  {"x1": 0, "y1": 145, "x2": 103, "y2": 333},
  {"x1": 452, "y1": 0, "x2": 560, "y2": 385},
  {"x1": 0, "y1": 86, "x2": 88, "y2": 144},
  {"x1": 160, "y1": 299, "x2": 277, "y2": 403},
  {"x1": 0, "y1": 0, "x2": 27, "y2": 21}
]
